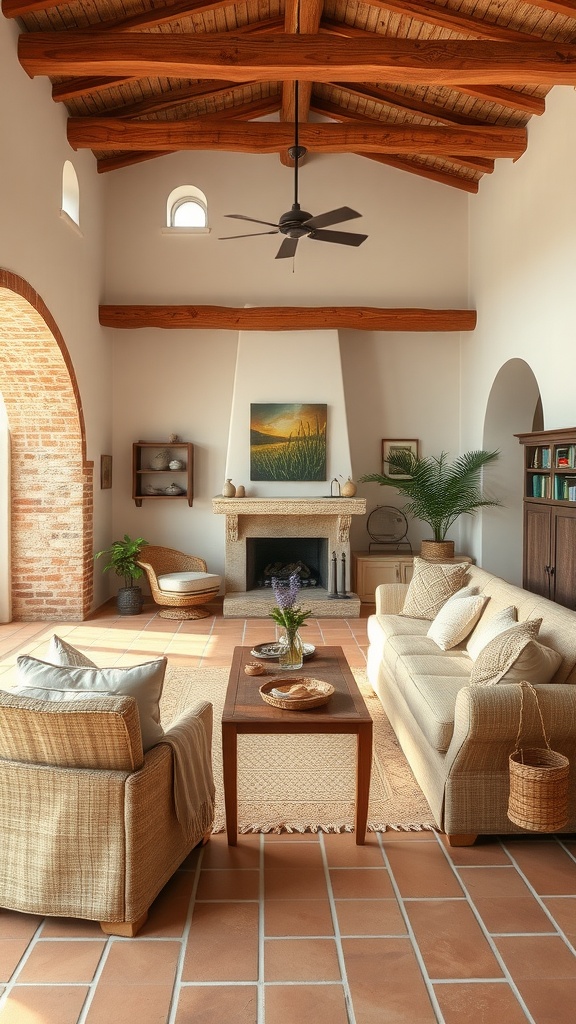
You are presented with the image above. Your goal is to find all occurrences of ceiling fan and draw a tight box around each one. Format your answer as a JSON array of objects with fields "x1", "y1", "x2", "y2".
[{"x1": 218, "y1": 84, "x2": 368, "y2": 260}]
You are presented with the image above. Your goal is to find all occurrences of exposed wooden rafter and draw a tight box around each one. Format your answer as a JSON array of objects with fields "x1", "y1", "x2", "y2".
[
  {"x1": 98, "y1": 305, "x2": 478, "y2": 332},
  {"x1": 18, "y1": 35, "x2": 576, "y2": 88}
]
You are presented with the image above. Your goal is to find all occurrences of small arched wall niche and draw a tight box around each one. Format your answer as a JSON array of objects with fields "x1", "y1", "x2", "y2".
[
  {"x1": 62, "y1": 160, "x2": 80, "y2": 227},
  {"x1": 166, "y1": 184, "x2": 208, "y2": 229},
  {"x1": 0, "y1": 270, "x2": 93, "y2": 621},
  {"x1": 480, "y1": 359, "x2": 542, "y2": 585}
]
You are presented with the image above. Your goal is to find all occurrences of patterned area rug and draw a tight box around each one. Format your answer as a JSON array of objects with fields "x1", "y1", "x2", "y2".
[{"x1": 160, "y1": 665, "x2": 436, "y2": 835}]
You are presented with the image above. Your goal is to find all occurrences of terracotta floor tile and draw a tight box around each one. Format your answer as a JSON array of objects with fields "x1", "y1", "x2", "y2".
[
  {"x1": 264, "y1": 832, "x2": 321, "y2": 844},
  {"x1": 380, "y1": 829, "x2": 437, "y2": 843},
  {"x1": 406, "y1": 901, "x2": 503, "y2": 979},
  {"x1": 16, "y1": 940, "x2": 106, "y2": 983},
  {"x1": 0, "y1": 985, "x2": 89, "y2": 1024},
  {"x1": 265, "y1": 899, "x2": 334, "y2": 936},
  {"x1": 515, "y1": 977, "x2": 576, "y2": 1024},
  {"x1": 458, "y1": 865, "x2": 537, "y2": 899},
  {"x1": 264, "y1": 937, "x2": 341, "y2": 981},
  {"x1": 471, "y1": 896, "x2": 555, "y2": 934},
  {"x1": 174, "y1": 984, "x2": 258, "y2": 1023},
  {"x1": 494, "y1": 935, "x2": 576, "y2": 980},
  {"x1": 139, "y1": 869, "x2": 197, "y2": 936},
  {"x1": 0, "y1": 911, "x2": 42, "y2": 940},
  {"x1": 196, "y1": 867, "x2": 260, "y2": 901},
  {"x1": 434, "y1": 981, "x2": 530, "y2": 1024},
  {"x1": 264, "y1": 983, "x2": 349, "y2": 1024},
  {"x1": 97, "y1": 939, "x2": 181, "y2": 984},
  {"x1": 201, "y1": 833, "x2": 261, "y2": 868},
  {"x1": 335, "y1": 898, "x2": 407, "y2": 936},
  {"x1": 182, "y1": 903, "x2": 259, "y2": 981},
  {"x1": 40, "y1": 918, "x2": 106, "y2": 938},
  {"x1": 85, "y1": 982, "x2": 176, "y2": 1024},
  {"x1": 503, "y1": 840, "x2": 576, "y2": 895},
  {"x1": 329, "y1": 867, "x2": 394, "y2": 899},
  {"x1": 386, "y1": 842, "x2": 464, "y2": 897},
  {"x1": 323, "y1": 832, "x2": 385, "y2": 867},
  {"x1": 265, "y1": 867, "x2": 328, "y2": 900},
  {"x1": 542, "y1": 897, "x2": 576, "y2": 938},
  {"x1": 264, "y1": 840, "x2": 325, "y2": 870},
  {"x1": 440, "y1": 837, "x2": 511, "y2": 865},
  {"x1": 342, "y1": 937, "x2": 437, "y2": 1023}
]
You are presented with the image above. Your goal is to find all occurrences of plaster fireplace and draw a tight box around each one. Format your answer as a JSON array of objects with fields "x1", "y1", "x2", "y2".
[
  {"x1": 213, "y1": 325, "x2": 366, "y2": 616},
  {"x1": 212, "y1": 496, "x2": 366, "y2": 617}
]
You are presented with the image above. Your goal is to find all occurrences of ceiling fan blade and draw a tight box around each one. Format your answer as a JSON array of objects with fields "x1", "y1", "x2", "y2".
[
  {"x1": 275, "y1": 236, "x2": 299, "y2": 260},
  {"x1": 309, "y1": 229, "x2": 368, "y2": 248},
  {"x1": 303, "y1": 206, "x2": 362, "y2": 230},
  {"x1": 224, "y1": 214, "x2": 280, "y2": 228},
  {"x1": 218, "y1": 230, "x2": 279, "y2": 240}
]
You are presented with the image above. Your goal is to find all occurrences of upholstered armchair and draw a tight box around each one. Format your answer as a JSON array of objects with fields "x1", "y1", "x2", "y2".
[
  {"x1": 137, "y1": 545, "x2": 221, "y2": 619},
  {"x1": 0, "y1": 690, "x2": 214, "y2": 936}
]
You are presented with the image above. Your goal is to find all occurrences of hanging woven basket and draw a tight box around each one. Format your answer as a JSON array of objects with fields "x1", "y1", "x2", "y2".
[{"x1": 507, "y1": 681, "x2": 569, "y2": 833}]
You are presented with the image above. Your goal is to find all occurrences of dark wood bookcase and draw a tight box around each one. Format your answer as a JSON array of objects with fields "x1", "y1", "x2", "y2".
[
  {"x1": 132, "y1": 441, "x2": 194, "y2": 507},
  {"x1": 516, "y1": 427, "x2": 576, "y2": 608}
]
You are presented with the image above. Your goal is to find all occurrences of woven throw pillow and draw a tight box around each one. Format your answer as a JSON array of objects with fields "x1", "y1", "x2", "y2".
[
  {"x1": 401, "y1": 557, "x2": 469, "y2": 620},
  {"x1": 466, "y1": 605, "x2": 517, "y2": 662},
  {"x1": 427, "y1": 591, "x2": 488, "y2": 651},
  {"x1": 496, "y1": 640, "x2": 563, "y2": 685},
  {"x1": 14, "y1": 656, "x2": 167, "y2": 751},
  {"x1": 469, "y1": 620, "x2": 543, "y2": 686},
  {"x1": 46, "y1": 634, "x2": 97, "y2": 668}
]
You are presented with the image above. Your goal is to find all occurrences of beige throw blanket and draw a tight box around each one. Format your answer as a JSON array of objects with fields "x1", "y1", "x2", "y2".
[{"x1": 162, "y1": 709, "x2": 216, "y2": 840}]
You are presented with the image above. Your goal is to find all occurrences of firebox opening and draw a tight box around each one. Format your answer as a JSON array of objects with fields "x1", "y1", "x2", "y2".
[{"x1": 246, "y1": 538, "x2": 329, "y2": 590}]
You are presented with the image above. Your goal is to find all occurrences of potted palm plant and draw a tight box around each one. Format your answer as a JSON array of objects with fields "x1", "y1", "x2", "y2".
[
  {"x1": 360, "y1": 449, "x2": 501, "y2": 559},
  {"x1": 95, "y1": 534, "x2": 148, "y2": 614}
]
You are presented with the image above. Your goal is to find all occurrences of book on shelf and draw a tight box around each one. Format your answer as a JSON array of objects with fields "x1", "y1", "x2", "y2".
[
  {"x1": 531, "y1": 447, "x2": 551, "y2": 469},
  {"x1": 555, "y1": 445, "x2": 575, "y2": 469},
  {"x1": 531, "y1": 474, "x2": 549, "y2": 498}
]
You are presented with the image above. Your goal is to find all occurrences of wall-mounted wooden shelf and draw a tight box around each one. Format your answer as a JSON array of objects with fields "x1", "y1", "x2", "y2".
[{"x1": 132, "y1": 441, "x2": 193, "y2": 507}]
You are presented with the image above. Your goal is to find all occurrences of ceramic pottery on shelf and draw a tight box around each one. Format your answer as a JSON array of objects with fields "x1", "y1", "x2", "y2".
[
  {"x1": 235, "y1": 484, "x2": 246, "y2": 497},
  {"x1": 169, "y1": 459, "x2": 185, "y2": 470},
  {"x1": 165, "y1": 483, "x2": 184, "y2": 495},
  {"x1": 341, "y1": 478, "x2": 357, "y2": 497},
  {"x1": 150, "y1": 449, "x2": 170, "y2": 470},
  {"x1": 222, "y1": 479, "x2": 236, "y2": 497}
]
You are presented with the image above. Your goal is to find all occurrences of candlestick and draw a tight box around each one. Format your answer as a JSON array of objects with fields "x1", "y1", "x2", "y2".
[
  {"x1": 340, "y1": 552, "x2": 347, "y2": 597},
  {"x1": 329, "y1": 550, "x2": 338, "y2": 597}
]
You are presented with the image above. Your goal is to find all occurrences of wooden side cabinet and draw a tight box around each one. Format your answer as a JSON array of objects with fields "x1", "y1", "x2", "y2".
[
  {"x1": 353, "y1": 552, "x2": 415, "y2": 602},
  {"x1": 132, "y1": 441, "x2": 194, "y2": 507},
  {"x1": 517, "y1": 427, "x2": 576, "y2": 609}
]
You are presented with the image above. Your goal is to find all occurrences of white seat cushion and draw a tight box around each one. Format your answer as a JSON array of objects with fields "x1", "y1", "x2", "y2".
[{"x1": 157, "y1": 571, "x2": 220, "y2": 595}]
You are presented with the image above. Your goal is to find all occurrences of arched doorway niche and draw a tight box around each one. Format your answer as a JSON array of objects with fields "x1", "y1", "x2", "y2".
[
  {"x1": 480, "y1": 358, "x2": 542, "y2": 585},
  {"x1": 0, "y1": 270, "x2": 93, "y2": 621}
]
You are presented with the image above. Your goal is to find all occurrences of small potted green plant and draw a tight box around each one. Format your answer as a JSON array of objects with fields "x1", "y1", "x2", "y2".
[
  {"x1": 360, "y1": 449, "x2": 501, "y2": 559},
  {"x1": 95, "y1": 534, "x2": 149, "y2": 615}
]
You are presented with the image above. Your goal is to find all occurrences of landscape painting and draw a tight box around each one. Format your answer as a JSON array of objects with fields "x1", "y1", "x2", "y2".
[{"x1": 250, "y1": 404, "x2": 327, "y2": 481}]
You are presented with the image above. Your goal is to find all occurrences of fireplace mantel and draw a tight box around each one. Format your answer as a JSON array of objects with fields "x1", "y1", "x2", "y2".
[{"x1": 212, "y1": 495, "x2": 366, "y2": 617}]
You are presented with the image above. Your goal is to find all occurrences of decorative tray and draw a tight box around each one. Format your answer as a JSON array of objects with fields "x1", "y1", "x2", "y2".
[
  {"x1": 250, "y1": 642, "x2": 316, "y2": 661},
  {"x1": 259, "y1": 677, "x2": 334, "y2": 711}
]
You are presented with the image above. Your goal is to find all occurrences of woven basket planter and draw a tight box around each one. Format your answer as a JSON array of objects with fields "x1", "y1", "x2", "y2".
[
  {"x1": 507, "y1": 682, "x2": 570, "y2": 832},
  {"x1": 420, "y1": 540, "x2": 455, "y2": 561}
]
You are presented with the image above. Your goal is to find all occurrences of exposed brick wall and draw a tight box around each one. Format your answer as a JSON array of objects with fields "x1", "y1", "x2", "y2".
[{"x1": 0, "y1": 271, "x2": 94, "y2": 620}]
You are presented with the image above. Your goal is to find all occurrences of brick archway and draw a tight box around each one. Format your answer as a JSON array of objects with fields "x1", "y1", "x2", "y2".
[{"x1": 0, "y1": 271, "x2": 93, "y2": 620}]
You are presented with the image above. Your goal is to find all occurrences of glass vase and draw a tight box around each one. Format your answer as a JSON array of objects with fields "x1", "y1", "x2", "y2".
[{"x1": 277, "y1": 628, "x2": 304, "y2": 670}]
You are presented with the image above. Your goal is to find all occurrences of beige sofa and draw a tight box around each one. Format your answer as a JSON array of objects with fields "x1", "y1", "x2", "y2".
[{"x1": 366, "y1": 564, "x2": 576, "y2": 844}]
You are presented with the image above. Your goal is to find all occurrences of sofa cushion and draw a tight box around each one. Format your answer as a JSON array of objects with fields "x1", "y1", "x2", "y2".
[
  {"x1": 469, "y1": 620, "x2": 543, "y2": 686},
  {"x1": 157, "y1": 571, "x2": 220, "y2": 594},
  {"x1": 466, "y1": 605, "x2": 517, "y2": 661},
  {"x1": 46, "y1": 634, "x2": 97, "y2": 668},
  {"x1": 13, "y1": 656, "x2": 167, "y2": 751},
  {"x1": 401, "y1": 557, "x2": 470, "y2": 620},
  {"x1": 395, "y1": 663, "x2": 470, "y2": 751},
  {"x1": 427, "y1": 590, "x2": 488, "y2": 651}
]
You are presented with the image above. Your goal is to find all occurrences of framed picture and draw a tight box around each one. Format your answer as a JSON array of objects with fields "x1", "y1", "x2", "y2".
[
  {"x1": 381, "y1": 439, "x2": 419, "y2": 479},
  {"x1": 100, "y1": 454, "x2": 113, "y2": 489},
  {"x1": 250, "y1": 403, "x2": 327, "y2": 481}
]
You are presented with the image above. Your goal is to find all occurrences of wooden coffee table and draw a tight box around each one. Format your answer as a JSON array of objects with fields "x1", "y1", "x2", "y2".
[{"x1": 222, "y1": 646, "x2": 373, "y2": 845}]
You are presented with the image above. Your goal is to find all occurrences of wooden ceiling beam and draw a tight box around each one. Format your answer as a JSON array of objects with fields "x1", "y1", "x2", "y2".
[
  {"x1": 332, "y1": 82, "x2": 496, "y2": 129},
  {"x1": 2, "y1": 0, "x2": 236, "y2": 18},
  {"x1": 362, "y1": 0, "x2": 547, "y2": 42},
  {"x1": 67, "y1": 118, "x2": 527, "y2": 158},
  {"x1": 361, "y1": 152, "x2": 479, "y2": 193},
  {"x1": 521, "y1": 0, "x2": 576, "y2": 18},
  {"x1": 96, "y1": 96, "x2": 281, "y2": 171},
  {"x1": 98, "y1": 305, "x2": 478, "y2": 332},
  {"x1": 19, "y1": 34, "x2": 576, "y2": 87},
  {"x1": 102, "y1": 80, "x2": 266, "y2": 120},
  {"x1": 319, "y1": 21, "x2": 546, "y2": 115}
]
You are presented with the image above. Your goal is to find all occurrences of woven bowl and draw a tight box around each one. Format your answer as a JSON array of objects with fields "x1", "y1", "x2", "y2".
[
  {"x1": 244, "y1": 662, "x2": 265, "y2": 676},
  {"x1": 259, "y1": 677, "x2": 334, "y2": 710}
]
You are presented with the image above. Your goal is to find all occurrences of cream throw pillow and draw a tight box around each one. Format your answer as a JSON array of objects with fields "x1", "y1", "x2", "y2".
[
  {"x1": 466, "y1": 605, "x2": 517, "y2": 661},
  {"x1": 46, "y1": 634, "x2": 97, "y2": 668},
  {"x1": 401, "y1": 557, "x2": 469, "y2": 620},
  {"x1": 469, "y1": 620, "x2": 544, "y2": 685},
  {"x1": 14, "y1": 655, "x2": 167, "y2": 751},
  {"x1": 427, "y1": 591, "x2": 488, "y2": 651}
]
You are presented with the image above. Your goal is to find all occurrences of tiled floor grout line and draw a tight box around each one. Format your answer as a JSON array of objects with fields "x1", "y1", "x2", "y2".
[
  {"x1": 0, "y1": 918, "x2": 54, "y2": 1012},
  {"x1": 166, "y1": 845, "x2": 207, "y2": 1024},
  {"x1": 499, "y1": 839, "x2": 576, "y2": 957},
  {"x1": 376, "y1": 833, "x2": 446, "y2": 1024},
  {"x1": 434, "y1": 833, "x2": 537, "y2": 1023},
  {"x1": 318, "y1": 831, "x2": 357, "y2": 1024},
  {"x1": 74, "y1": 934, "x2": 115, "y2": 1024},
  {"x1": 258, "y1": 832, "x2": 265, "y2": 1024}
]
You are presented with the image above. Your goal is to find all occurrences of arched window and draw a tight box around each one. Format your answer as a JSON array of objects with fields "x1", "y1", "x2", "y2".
[
  {"x1": 61, "y1": 160, "x2": 80, "y2": 226},
  {"x1": 166, "y1": 185, "x2": 209, "y2": 231}
]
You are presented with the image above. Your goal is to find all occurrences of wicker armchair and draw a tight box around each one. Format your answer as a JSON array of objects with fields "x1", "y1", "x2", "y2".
[
  {"x1": 137, "y1": 546, "x2": 221, "y2": 620},
  {"x1": 0, "y1": 690, "x2": 214, "y2": 936}
]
